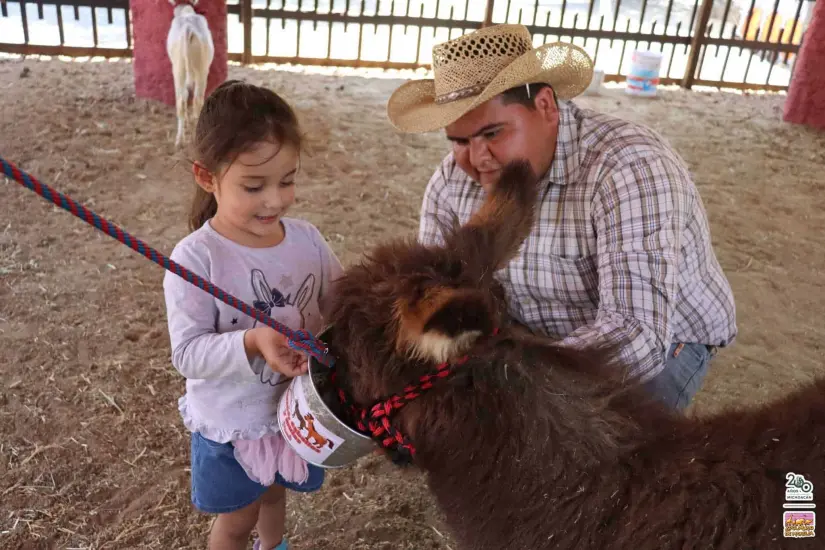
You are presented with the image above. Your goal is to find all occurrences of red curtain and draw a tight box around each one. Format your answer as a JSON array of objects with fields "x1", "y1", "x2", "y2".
[{"x1": 783, "y1": 0, "x2": 825, "y2": 130}]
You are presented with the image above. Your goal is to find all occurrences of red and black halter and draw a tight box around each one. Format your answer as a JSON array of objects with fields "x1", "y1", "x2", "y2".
[{"x1": 331, "y1": 328, "x2": 499, "y2": 462}]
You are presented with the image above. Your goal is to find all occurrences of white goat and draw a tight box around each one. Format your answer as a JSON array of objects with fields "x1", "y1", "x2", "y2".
[{"x1": 166, "y1": 0, "x2": 214, "y2": 148}]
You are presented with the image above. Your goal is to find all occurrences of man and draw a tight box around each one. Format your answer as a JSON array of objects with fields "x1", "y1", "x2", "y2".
[{"x1": 386, "y1": 24, "x2": 737, "y2": 410}]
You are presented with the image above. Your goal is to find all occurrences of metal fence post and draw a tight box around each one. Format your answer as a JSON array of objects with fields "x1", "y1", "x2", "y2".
[
  {"x1": 483, "y1": 0, "x2": 495, "y2": 27},
  {"x1": 240, "y1": 0, "x2": 253, "y2": 65},
  {"x1": 682, "y1": 0, "x2": 714, "y2": 89}
]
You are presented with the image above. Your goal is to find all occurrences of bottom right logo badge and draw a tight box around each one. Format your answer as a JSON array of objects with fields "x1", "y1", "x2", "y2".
[{"x1": 784, "y1": 511, "x2": 816, "y2": 538}]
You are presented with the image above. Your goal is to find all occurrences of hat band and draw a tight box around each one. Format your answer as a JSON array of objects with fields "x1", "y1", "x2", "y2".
[{"x1": 434, "y1": 82, "x2": 488, "y2": 105}]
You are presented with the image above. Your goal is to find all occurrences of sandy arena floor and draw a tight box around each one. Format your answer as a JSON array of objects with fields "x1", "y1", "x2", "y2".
[{"x1": 1, "y1": 56, "x2": 824, "y2": 549}]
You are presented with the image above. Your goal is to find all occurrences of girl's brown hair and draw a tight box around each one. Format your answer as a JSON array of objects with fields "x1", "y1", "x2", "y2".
[{"x1": 188, "y1": 80, "x2": 303, "y2": 232}]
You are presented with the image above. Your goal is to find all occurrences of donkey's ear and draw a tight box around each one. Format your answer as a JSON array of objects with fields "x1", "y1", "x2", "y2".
[
  {"x1": 395, "y1": 288, "x2": 493, "y2": 363},
  {"x1": 450, "y1": 160, "x2": 539, "y2": 272}
]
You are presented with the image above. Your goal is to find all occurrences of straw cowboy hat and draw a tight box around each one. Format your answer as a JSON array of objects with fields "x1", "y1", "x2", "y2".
[{"x1": 387, "y1": 24, "x2": 594, "y2": 134}]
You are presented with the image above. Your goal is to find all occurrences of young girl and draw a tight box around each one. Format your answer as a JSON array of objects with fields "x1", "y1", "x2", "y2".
[{"x1": 163, "y1": 80, "x2": 343, "y2": 550}]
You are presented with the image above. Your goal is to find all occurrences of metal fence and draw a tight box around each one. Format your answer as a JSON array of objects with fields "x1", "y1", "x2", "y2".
[
  {"x1": 0, "y1": 0, "x2": 817, "y2": 91},
  {"x1": 0, "y1": 0, "x2": 131, "y2": 58}
]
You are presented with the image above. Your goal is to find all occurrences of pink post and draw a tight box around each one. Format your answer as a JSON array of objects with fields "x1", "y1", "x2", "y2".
[
  {"x1": 783, "y1": 1, "x2": 825, "y2": 131},
  {"x1": 130, "y1": 0, "x2": 228, "y2": 107}
]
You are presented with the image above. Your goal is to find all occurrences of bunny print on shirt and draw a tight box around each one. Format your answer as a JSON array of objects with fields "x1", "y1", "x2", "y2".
[{"x1": 249, "y1": 268, "x2": 316, "y2": 386}]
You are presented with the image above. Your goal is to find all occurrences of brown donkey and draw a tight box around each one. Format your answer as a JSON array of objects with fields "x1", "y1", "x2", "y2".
[{"x1": 322, "y1": 160, "x2": 824, "y2": 550}]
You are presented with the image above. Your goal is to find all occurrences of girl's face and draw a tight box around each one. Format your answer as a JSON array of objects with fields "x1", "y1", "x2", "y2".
[{"x1": 194, "y1": 140, "x2": 298, "y2": 248}]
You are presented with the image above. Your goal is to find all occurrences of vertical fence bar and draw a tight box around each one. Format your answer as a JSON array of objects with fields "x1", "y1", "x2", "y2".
[
  {"x1": 264, "y1": 0, "x2": 271, "y2": 57},
  {"x1": 296, "y1": 0, "x2": 303, "y2": 59},
  {"x1": 763, "y1": 0, "x2": 785, "y2": 85},
  {"x1": 483, "y1": 0, "x2": 494, "y2": 27},
  {"x1": 91, "y1": 4, "x2": 99, "y2": 47},
  {"x1": 576, "y1": 0, "x2": 590, "y2": 50},
  {"x1": 638, "y1": 0, "x2": 649, "y2": 48},
  {"x1": 21, "y1": 1, "x2": 30, "y2": 44},
  {"x1": 592, "y1": 14, "x2": 604, "y2": 65},
  {"x1": 698, "y1": 22, "x2": 711, "y2": 74},
  {"x1": 560, "y1": 0, "x2": 567, "y2": 29},
  {"x1": 57, "y1": 3, "x2": 65, "y2": 45},
  {"x1": 681, "y1": 0, "x2": 714, "y2": 88},
  {"x1": 530, "y1": 0, "x2": 543, "y2": 43},
  {"x1": 720, "y1": 16, "x2": 737, "y2": 79},
  {"x1": 413, "y1": 1, "x2": 424, "y2": 64},
  {"x1": 572, "y1": 13, "x2": 579, "y2": 43},
  {"x1": 662, "y1": 0, "x2": 674, "y2": 40},
  {"x1": 687, "y1": 0, "x2": 700, "y2": 37},
  {"x1": 326, "y1": 0, "x2": 333, "y2": 61},
  {"x1": 241, "y1": 0, "x2": 252, "y2": 64},
  {"x1": 715, "y1": 0, "x2": 733, "y2": 56},
  {"x1": 355, "y1": 0, "x2": 363, "y2": 65},
  {"x1": 617, "y1": 18, "x2": 631, "y2": 74},
  {"x1": 783, "y1": 0, "x2": 805, "y2": 64},
  {"x1": 386, "y1": 0, "x2": 397, "y2": 62},
  {"x1": 607, "y1": 0, "x2": 619, "y2": 47},
  {"x1": 665, "y1": 21, "x2": 681, "y2": 78},
  {"x1": 124, "y1": 2, "x2": 130, "y2": 48},
  {"x1": 738, "y1": 0, "x2": 758, "y2": 79}
]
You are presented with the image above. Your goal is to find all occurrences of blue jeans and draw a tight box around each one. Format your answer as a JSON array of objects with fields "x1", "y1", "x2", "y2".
[
  {"x1": 190, "y1": 432, "x2": 325, "y2": 515},
  {"x1": 642, "y1": 342, "x2": 715, "y2": 410}
]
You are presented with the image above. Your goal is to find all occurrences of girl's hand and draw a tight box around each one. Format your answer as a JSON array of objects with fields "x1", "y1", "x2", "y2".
[{"x1": 244, "y1": 327, "x2": 308, "y2": 377}]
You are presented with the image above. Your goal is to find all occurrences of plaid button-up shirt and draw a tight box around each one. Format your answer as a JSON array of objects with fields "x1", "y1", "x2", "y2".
[{"x1": 418, "y1": 100, "x2": 737, "y2": 380}]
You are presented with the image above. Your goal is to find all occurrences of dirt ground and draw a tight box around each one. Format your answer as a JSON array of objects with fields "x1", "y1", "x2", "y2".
[{"x1": 1, "y1": 55, "x2": 824, "y2": 549}]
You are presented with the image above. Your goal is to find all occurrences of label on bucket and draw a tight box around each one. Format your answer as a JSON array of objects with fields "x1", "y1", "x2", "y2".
[{"x1": 280, "y1": 375, "x2": 344, "y2": 463}]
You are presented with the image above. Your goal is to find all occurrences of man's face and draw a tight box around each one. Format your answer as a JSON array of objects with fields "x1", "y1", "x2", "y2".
[{"x1": 445, "y1": 87, "x2": 560, "y2": 192}]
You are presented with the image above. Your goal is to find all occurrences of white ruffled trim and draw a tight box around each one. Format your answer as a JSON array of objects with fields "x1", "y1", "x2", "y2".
[{"x1": 178, "y1": 395, "x2": 280, "y2": 443}]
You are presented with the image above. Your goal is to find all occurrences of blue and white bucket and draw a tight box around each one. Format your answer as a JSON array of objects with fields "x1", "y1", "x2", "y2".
[{"x1": 625, "y1": 50, "x2": 663, "y2": 97}]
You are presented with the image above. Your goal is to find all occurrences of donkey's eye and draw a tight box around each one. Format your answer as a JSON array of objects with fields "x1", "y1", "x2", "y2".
[
  {"x1": 408, "y1": 284, "x2": 427, "y2": 305},
  {"x1": 445, "y1": 260, "x2": 463, "y2": 278}
]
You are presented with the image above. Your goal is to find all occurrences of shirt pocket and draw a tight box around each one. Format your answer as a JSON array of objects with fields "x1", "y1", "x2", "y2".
[{"x1": 521, "y1": 254, "x2": 600, "y2": 309}]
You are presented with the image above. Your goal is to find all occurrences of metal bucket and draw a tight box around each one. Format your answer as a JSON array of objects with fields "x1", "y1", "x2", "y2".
[{"x1": 276, "y1": 332, "x2": 376, "y2": 469}]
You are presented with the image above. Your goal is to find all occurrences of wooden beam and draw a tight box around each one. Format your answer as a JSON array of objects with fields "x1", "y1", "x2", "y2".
[
  {"x1": 242, "y1": 7, "x2": 484, "y2": 33},
  {"x1": 0, "y1": 43, "x2": 131, "y2": 58},
  {"x1": 240, "y1": 0, "x2": 252, "y2": 65},
  {"x1": 227, "y1": 52, "x2": 430, "y2": 71},
  {"x1": 682, "y1": 0, "x2": 714, "y2": 89},
  {"x1": 702, "y1": 36, "x2": 801, "y2": 54},
  {"x1": 602, "y1": 73, "x2": 789, "y2": 93},
  {"x1": 483, "y1": 0, "x2": 495, "y2": 28},
  {"x1": 237, "y1": 8, "x2": 693, "y2": 46}
]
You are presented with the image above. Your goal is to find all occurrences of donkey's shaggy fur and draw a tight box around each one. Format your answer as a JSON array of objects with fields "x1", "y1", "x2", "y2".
[{"x1": 322, "y1": 161, "x2": 824, "y2": 549}]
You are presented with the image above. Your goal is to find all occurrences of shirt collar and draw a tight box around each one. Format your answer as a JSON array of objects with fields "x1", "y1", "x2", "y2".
[{"x1": 543, "y1": 101, "x2": 580, "y2": 187}]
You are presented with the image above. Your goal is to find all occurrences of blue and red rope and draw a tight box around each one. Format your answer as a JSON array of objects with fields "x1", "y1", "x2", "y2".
[{"x1": 0, "y1": 155, "x2": 333, "y2": 367}]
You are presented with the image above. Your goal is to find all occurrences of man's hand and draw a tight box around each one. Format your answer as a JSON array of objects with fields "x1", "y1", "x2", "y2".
[{"x1": 244, "y1": 327, "x2": 308, "y2": 377}]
